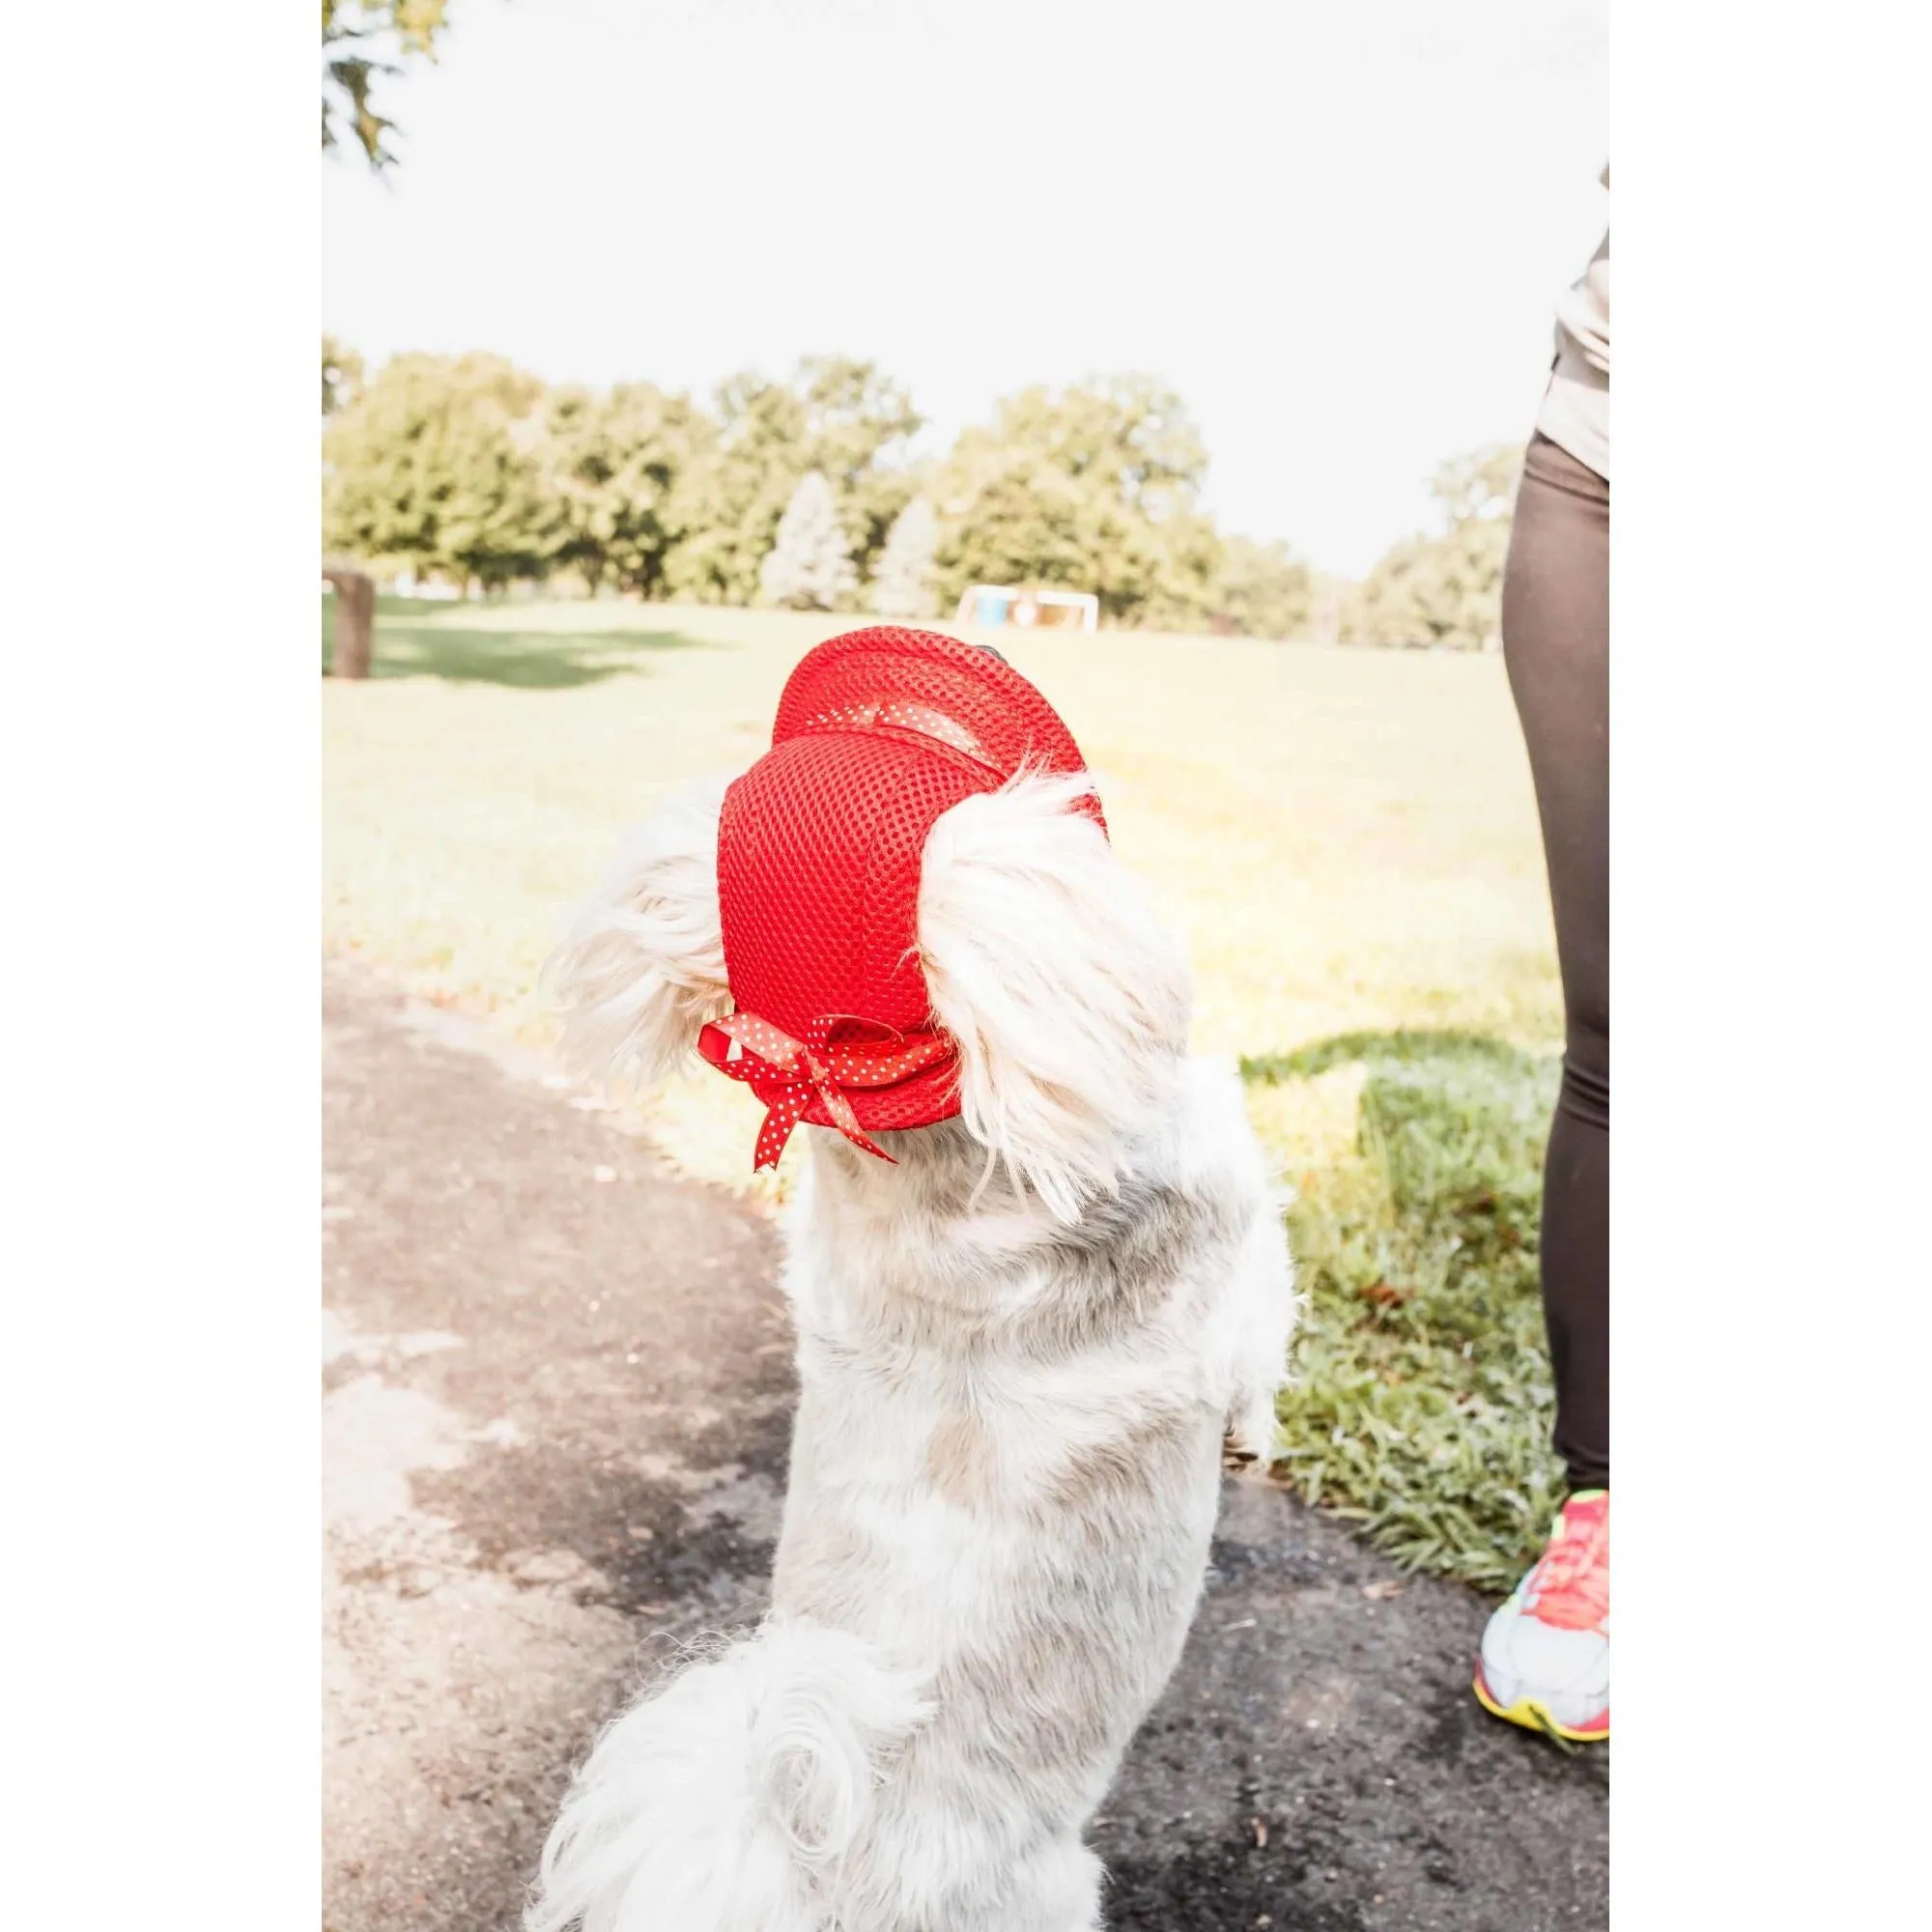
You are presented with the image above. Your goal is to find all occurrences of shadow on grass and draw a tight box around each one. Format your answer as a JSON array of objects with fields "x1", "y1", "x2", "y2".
[
  {"x1": 1245, "y1": 1026, "x2": 1557, "y2": 1265},
  {"x1": 1243, "y1": 1026, "x2": 1568, "y2": 1591},
  {"x1": 320, "y1": 596, "x2": 715, "y2": 689},
  {"x1": 1241, "y1": 1027, "x2": 1547, "y2": 1087}
]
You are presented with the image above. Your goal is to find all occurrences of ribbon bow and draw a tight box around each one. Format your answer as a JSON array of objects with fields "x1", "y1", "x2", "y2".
[{"x1": 696, "y1": 1011, "x2": 953, "y2": 1171}]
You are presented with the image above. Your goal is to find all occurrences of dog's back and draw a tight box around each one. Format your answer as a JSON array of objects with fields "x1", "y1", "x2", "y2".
[{"x1": 774, "y1": 1064, "x2": 1289, "y2": 1929}]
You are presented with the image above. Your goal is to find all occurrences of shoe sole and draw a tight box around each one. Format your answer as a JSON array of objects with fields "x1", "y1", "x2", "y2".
[{"x1": 1472, "y1": 1664, "x2": 1609, "y2": 1744}]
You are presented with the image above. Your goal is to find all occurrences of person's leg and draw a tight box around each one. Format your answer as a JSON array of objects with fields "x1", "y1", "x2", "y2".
[
  {"x1": 1473, "y1": 431, "x2": 1610, "y2": 1743},
  {"x1": 1500, "y1": 432, "x2": 1609, "y2": 1494}
]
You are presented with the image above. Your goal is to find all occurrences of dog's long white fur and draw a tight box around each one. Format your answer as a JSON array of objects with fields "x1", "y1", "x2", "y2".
[
  {"x1": 542, "y1": 775, "x2": 733, "y2": 1094},
  {"x1": 530, "y1": 769, "x2": 1297, "y2": 1932},
  {"x1": 917, "y1": 768, "x2": 1193, "y2": 1224}
]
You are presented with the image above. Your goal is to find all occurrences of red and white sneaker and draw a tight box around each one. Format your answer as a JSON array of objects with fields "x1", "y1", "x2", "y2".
[{"x1": 1473, "y1": 1489, "x2": 1609, "y2": 1743}]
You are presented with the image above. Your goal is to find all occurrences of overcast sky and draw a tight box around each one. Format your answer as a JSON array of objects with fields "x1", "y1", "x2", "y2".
[{"x1": 322, "y1": 0, "x2": 1606, "y2": 578}]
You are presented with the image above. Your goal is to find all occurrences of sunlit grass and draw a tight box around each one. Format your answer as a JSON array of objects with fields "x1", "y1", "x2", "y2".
[
  {"x1": 1247, "y1": 1034, "x2": 1565, "y2": 1590},
  {"x1": 324, "y1": 595, "x2": 1565, "y2": 1586}
]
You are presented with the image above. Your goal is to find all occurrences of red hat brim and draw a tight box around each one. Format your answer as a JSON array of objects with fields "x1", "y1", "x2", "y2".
[{"x1": 770, "y1": 626, "x2": 1092, "y2": 789}]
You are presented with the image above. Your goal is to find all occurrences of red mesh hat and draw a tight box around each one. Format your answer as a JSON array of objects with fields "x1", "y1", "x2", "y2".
[{"x1": 700, "y1": 625, "x2": 1099, "y2": 1170}]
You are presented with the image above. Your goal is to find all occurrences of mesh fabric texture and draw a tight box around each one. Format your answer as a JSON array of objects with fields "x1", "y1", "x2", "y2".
[{"x1": 714, "y1": 626, "x2": 1097, "y2": 1143}]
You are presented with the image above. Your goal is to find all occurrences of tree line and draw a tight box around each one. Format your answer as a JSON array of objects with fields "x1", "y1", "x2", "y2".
[
  {"x1": 321, "y1": 343, "x2": 1315, "y2": 635},
  {"x1": 1336, "y1": 444, "x2": 1522, "y2": 651},
  {"x1": 322, "y1": 338, "x2": 1518, "y2": 643}
]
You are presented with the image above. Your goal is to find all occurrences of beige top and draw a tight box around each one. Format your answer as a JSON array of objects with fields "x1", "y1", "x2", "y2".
[{"x1": 1536, "y1": 166, "x2": 1609, "y2": 480}]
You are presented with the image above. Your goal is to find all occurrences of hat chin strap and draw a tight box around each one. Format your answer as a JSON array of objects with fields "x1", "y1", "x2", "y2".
[{"x1": 697, "y1": 1011, "x2": 955, "y2": 1171}]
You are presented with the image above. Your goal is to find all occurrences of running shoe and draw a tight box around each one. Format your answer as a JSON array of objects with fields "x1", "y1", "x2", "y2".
[{"x1": 1473, "y1": 1489, "x2": 1608, "y2": 1743}]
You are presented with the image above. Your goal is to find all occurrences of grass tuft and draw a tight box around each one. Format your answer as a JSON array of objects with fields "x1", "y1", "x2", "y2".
[{"x1": 1254, "y1": 1033, "x2": 1565, "y2": 1592}]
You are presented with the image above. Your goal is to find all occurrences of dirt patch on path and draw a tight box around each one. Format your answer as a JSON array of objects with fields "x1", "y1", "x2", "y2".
[
  {"x1": 322, "y1": 963, "x2": 1605, "y2": 1932},
  {"x1": 323, "y1": 964, "x2": 789, "y2": 1932}
]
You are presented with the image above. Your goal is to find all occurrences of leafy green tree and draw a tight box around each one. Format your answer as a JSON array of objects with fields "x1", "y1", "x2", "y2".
[
  {"x1": 1138, "y1": 512, "x2": 1228, "y2": 634},
  {"x1": 797, "y1": 356, "x2": 924, "y2": 578},
  {"x1": 759, "y1": 471, "x2": 858, "y2": 611},
  {"x1": 931, "y1": 377, "x2": 1222, "y2": 629},
  {"x1": 322, "y1": 353, "x2": 558, "y2": 592},
  {"x1": 1431, "y1": 444, "x2": 1524, "y2": 526},
  {"x1": 323, "y1": 1, "x2": 452, "y2": 171},
  {"x1": 660, "y1": 374, "x2": 807, "y2": 605},
  {"x1": 870, "y1": 497, "x2": 939, "y2": 619},
  {"x1": 544, "y1": 383, "x2": 711, "y2": 597},
  {"x1": 1211, "y1": 533, "x2": 1315, "y2": 639},
  {"x1": 1340, "y1": 443, "x2": 1523, "y2": 649},
  {"x1": 661, "y1": 358, "x2": 920, "y2": 605},
  {"x1": 323, "y1": 334, "x2": 364, "y2": 417}
]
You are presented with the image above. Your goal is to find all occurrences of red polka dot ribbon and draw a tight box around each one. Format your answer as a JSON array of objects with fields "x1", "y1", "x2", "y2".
[{"x1": 696, "y1": 1011, "x2": 955, "y2": 1171}]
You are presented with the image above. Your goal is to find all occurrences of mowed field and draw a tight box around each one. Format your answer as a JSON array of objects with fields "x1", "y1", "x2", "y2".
[{"x1": 324, "y1": 598, "x2": 1567, "y2": 1589}]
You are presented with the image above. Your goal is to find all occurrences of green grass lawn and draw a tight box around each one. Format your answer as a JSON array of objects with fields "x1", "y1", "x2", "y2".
[{"x1": 324, "y1": 594, "x2": 1567, "y2": 1591}]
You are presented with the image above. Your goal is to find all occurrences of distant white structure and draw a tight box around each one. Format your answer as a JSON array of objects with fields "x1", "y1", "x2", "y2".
[{"x1": 955, "y1": 585, "x2": 1099, "y2": 634}]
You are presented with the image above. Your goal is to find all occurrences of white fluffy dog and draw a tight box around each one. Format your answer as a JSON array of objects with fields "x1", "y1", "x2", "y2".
[{"x1": 528, "y1": 764, "x2": 1297, "y2": 1932}]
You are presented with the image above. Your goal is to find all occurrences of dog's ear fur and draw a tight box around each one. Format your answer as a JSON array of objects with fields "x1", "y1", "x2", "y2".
[
  {"x1": 917, "y1": 768, "x2": 1192, "y2": 1221},
  {"x1": 544, "y1": 776, "x2": 731, "y2": 1092}
]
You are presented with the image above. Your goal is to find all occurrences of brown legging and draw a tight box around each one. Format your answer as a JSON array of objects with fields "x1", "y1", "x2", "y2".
[{"x1": 1501, "y1": 431, "x2": 1609, "y2": 1494}]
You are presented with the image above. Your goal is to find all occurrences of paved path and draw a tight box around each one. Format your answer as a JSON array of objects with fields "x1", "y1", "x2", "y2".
[{"x1": 323, "y1": 965, "x2": 1607, "y2": 1932}]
